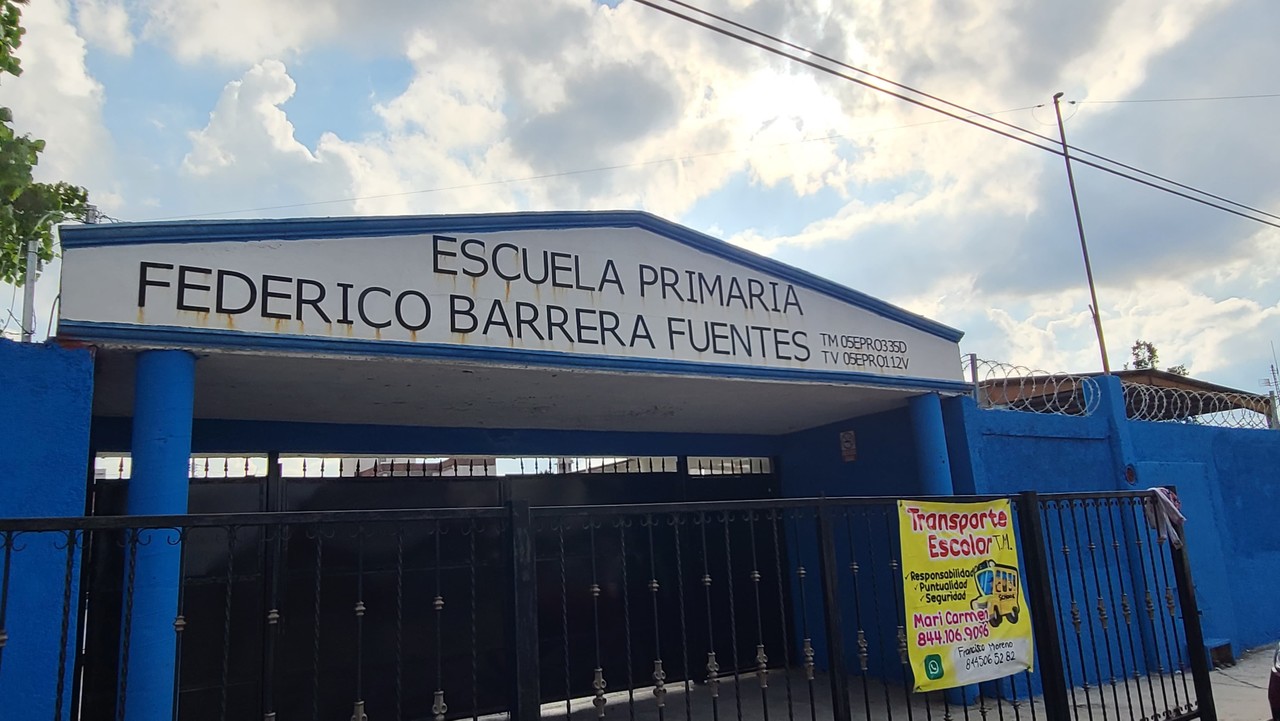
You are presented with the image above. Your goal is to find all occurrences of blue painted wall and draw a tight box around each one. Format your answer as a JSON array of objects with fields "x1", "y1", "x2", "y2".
[
  {"x1": 946, "y1": 388, "x2": 1280, "y2": 663},
  {"x1": 0, "y1": 340, "x2": 94, "y2": 721},
  {"x1": 777, "y1": 408, "x2": 920, "y2": 685}
]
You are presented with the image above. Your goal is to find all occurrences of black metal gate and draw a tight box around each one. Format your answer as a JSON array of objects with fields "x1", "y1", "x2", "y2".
[{"x1": 0, "y1": 488, "x2": 1215, "y2": 721}]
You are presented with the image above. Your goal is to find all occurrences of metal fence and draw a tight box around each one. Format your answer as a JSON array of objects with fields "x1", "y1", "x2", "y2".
[
  {"x1": 1121, "y1": 382, "x2": 1274, "y2": 430},
  {"x1": 963, "y1": 357, "x2": 1101, "y2": 417},
  {"x1": 0, "y1": 491, "x2": 1214, "y2": 721}
]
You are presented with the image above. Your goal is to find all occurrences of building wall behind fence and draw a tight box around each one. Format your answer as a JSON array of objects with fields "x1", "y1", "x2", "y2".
[
  {"x1": 0, "y1": 339, "x2": 95, "y2": 721},
  {"x1": 946, "y1": 389, "x2": 1280, "y2": 660},
  {"x1": 1128, "y1": 421, "x2": 1280, "y2": 651}
]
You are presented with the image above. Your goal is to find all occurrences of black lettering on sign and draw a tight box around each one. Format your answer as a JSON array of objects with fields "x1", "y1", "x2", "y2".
[
  {"x1": 631, "y1": 315, "x2": 655, "y2": 349},
  {"x1": 395, "y1": 290, "x2": 430, "y2": 332},
  {"x1": 575, "y1": 308, "x2": 598, "y2": 345},
  {"x1": 793, "y1": 331, "x2": 811, "y2": 362},
  {"x1": 137, "y1": 261, "x2": 173, "y2": 308},
  {"x1": 177, "y1": 266, "x2": 212, "y2": 312},
  {"x1": 546, "y1": 305, "x2": 571, "y2": 343},
  {"x1": 514, "y1": 302, "x2": 544, "y2": 340},
  {"x1": 336, "y1": 283, "x2": 354, "y2": 325},
  {"x1": 600, "y1": 259, "x2": 624, "y2": 295},
  {"x1": 357, "y1": 286, "x2": 391, "y2": 329},
  {"x1": 216, "y1": 270, "x2": 256, "y2": 315},
  {"x1": 460, "y1": 239, "x2": 489, "y2": 278},
  {"x1": 482, "y1": 299, "x2": 513, "y2": 337},
  {"x1": 450, "y1": 294, "x2": 477, "y2": 333},
  {"x1": 600, "y1": 310, "x2": 624, "y2": 346},
  {"x1": 638, "y1": 264, "x2": 658, "y2": 297},
  {"x1": 261, "y1": 275, "x2": 292, "y2": 320},
  {"x1": 433, "y1": 235, "x2": 458, "y2": 275},
  {"x1": 493, "y1": 243, "x2": 521, "y2": 281},
  {"x1": 296, "y1": 278, "x2": 332, "y2": 324}
]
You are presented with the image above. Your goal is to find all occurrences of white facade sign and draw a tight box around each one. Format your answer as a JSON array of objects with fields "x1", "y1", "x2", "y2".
[{"x1": 60, "y1": 227, "x2": 962, "y2": 383}]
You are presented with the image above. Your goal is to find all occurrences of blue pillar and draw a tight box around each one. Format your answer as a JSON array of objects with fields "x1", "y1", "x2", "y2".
[
  {"x1": 911, "y1": 393, "x2": 976, "y2": 704},
  {"x1": 909, "y1": 392, "x2": 955, "y2": 496},
  {"x1": 123, "y1": 350, "x2": 195, "y2": 721}
]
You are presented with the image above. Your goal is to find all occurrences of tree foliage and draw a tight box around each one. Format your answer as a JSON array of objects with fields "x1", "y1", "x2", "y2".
[
  {"x1": 1127, "y1": 339, "x2": 1189, "y2": 376},
  {"x1": 0, "y1": 0, "x2": 90, "y2": 286}
]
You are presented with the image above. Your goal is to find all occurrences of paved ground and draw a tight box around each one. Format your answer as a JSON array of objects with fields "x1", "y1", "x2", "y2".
[
  {"x1": 1209, "y1": 643, "x2": 1276, "y2": 721},
  {"x1": 523, "y1": 643, "x2": 1278, "y2": 721}
]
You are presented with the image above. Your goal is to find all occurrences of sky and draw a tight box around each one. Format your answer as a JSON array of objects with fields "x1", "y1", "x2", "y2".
[{"x1": 2, "y1": 0, "x2": 1279, "y2": 392}]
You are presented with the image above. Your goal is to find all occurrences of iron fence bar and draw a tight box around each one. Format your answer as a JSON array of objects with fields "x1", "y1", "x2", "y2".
[
  {"x1": 618, "y1": 519, "x2": 636, "y2": 721},
  {"x1": 1102, "y1": 499, "x2": 1146, "y2": 721},
  {"x1": 882, "y1": 505, "x2": 917, "y2": 721},
  {"x1": 0, "y1": 492, "x2": 1149, "y2": 535},
  {"x1": 262, "y1": 523, "x2": 283, "y2": 721},
  {"x1": 310, "y1": 532, "x2": 323, "y2": 721},
  {"x1": 1147, "y1": 504, "x2": 1192, "y2": 713},
  {"x1": 469, "y1": 520, "x2": 479, "y2": 721},
  {"x1": 560, "y1": 521, "x2": 572, "y2": 721},
  {"x1": 1068, "y1": 500, "x2": 1107, "y2": 721},
  {"x1": 395, "y1": 526, "x2": 405, "y2": 721},
  {"x1": 788, "y1": 512, "x2": 815, "y2": 721},
  {"x1": 1014, "y1": 492, "x2": 1071, "y2": 721},
  {"x1": 172, "y1": 529, "x2": 189, "y2": 721},
  {"x1": 1138, "y1": 498, "x2": 1179, "y2": 715},
  {"x1": 747, "y1": 511, "x2": 770, "y2": 721},
  {"x1": 433, "y1": 521, "x2": 446, "y2": 721},
  {"x1": 719, "y1": 511, "x2": 742, "y2": 721},
  {"x1": 1167, "y1": 517, "x2": 1216, "y2": 721},
  {"x1": 859, "y1": 509, "x2": 894, "y2": 719},
  {"x1": 505, "y1": 500, "x2": 541, "y2": 721},
  {"x1": 1127, "y1": 498, "x2": 1170, "y2": 716},
  {"x1": 701, "y1": 512, "x2": 723, "y2": 721},
  {"x1": 54, "y1": 529, "x2": 79, "y2": 721},
  {"x1": 673, "y1": 517, "x2": 693, "y2": 721},
  {"x1": 1155, "y1": 531, "x2": 1193, "y2": 711},
  {"x1": 839, "y1": 508, "x2": 872, "y2": 721},
  {"x1": 814, "y1": 502, "x2": 852, "y2": 721},
  {"x1": 116, "y1": 529, "x2": 140, "y2": 721},
  {"x1": 0, "y1": 531, "x2": 14, "y2": 678},
  {"x1": 219, "y1": 527, "x2": 238, "y2": 721},
  {"x1": 1051, "y1": 500, "x2": 1092, "y2": 721},
  {"x1": 1089, "y1": 499, "x2": 1134, "y2": 718},
  {"x1": 768, "y1": 510, "x2": 796, "y2": 721},
  {"x1": 0, "y1": 507, "x2": 508, "y2": 533}
]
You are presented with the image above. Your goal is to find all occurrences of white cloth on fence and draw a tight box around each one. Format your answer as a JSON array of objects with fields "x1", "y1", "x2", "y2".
[{"x1": 1143, "y1": 487, "x2": 1186, "y2": 549}]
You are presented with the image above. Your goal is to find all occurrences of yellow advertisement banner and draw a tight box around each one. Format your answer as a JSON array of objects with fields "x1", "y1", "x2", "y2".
[{"x1": 898, "y1": 499, "x2": 1034, "y2": 692}]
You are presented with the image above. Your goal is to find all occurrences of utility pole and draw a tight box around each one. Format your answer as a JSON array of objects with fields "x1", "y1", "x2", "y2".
[
  {"x1": 19, "y1": 205, "x2": 95, "y2": 342},
  {"x1": 1052, "y1": 92, "x2": 1111, "y2": 374},
  {"x1": 20, "y1": 234, "x2": 39, "y2": 342}
]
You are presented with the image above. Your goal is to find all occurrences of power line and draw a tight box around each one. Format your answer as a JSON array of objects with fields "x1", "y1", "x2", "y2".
[
  {"x1": 1074, "y1": 93, "x2": 1280, "y2": 104},
  {"x1": 138, "y1": 105, "x2": 1036, "y2": 221},
  {"x1": 636, "y1": 0, "x2": 1280, "y2": 229}
]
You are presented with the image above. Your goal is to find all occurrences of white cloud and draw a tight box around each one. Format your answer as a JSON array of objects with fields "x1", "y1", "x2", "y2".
[
  {"x1": 73, "y1": 0, "x2": 135, "y2": 56},
  {"x1": 5, "y1": 0, "x2": 1274, "y2": 389}
]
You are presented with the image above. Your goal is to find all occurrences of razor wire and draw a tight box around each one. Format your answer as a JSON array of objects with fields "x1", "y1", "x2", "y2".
[
  {"x1": 962, "y1": 357, "x2": 1102, "y2": 416},
  {"x1": 1121, "y1": 381, "x2": 1275, "y2": 430}
]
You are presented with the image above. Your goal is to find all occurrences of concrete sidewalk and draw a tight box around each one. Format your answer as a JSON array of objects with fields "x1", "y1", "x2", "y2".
[{"x1": 1209, "y1": 643, "x2": 1276, "y2": 721}]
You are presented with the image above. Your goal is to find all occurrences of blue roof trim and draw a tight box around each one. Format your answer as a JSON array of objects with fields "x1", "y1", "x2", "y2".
[
  {"x1": 59, "y1": 320, "x2": 972, "y2": 394},
  {"x1": 60, "y1": 211, "x2": 964, "y2": 343}
]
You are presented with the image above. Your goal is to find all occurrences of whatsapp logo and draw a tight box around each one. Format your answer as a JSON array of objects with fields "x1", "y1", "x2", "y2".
[{"x1": 924, "y1": 654, "x2": 944, "y2": 680}]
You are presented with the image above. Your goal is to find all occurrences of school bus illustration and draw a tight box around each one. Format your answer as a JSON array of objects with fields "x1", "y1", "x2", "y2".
[{"x1": 970, "y1": 560, "x2": 1021, "y2": 627}]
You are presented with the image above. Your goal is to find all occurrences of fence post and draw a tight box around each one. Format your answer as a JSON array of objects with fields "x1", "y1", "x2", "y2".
[
  {"x1": 1014, "y1": 492, "x2": 1072, "y2": 721},
  {"x1": 814, "y1": 502, "x2": 852, "y2": 721},
  {"x1": 506, "y1": 500, "x2": 541, "y2": 721},
  {"x1": 967, "y1": 353, "x2": 980, "y2": 401},
  {"x1": 1169, "y1": 525, "x2": 1218, "y2": 721}
]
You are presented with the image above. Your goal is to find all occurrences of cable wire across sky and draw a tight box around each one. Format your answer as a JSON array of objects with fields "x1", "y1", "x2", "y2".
[
  {"x1": 635, "y1": 0, "x2": 1280, "y2": 230},
  {"x1": 138, "y1": 0, "x2": 1279, "y2": 231}
]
